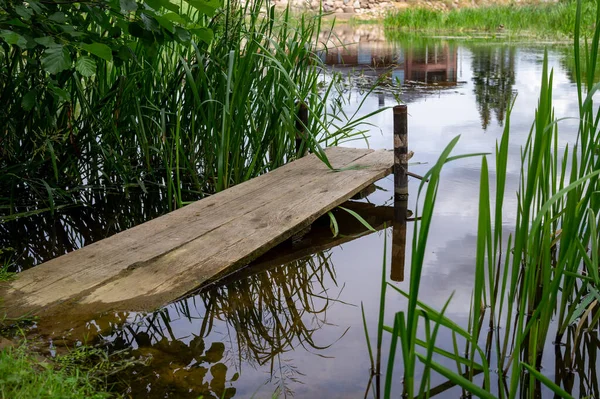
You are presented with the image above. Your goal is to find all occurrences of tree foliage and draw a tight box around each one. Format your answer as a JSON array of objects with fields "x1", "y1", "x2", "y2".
[{"x1": 0, "y1": 0, "x2": 217, "y2": 75}]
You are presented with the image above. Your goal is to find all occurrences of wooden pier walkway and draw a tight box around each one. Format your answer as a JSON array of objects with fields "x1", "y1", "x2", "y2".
[{"x1": 0, "y1": 147, "x2": 394, "y2": 323}]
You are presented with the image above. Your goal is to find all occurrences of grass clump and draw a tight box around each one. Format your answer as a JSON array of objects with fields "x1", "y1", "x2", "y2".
[
  {"x1": 0, "y1": 345, "x2": 111, "y2": 399},
  {"x1": 0, "y1": 0, "x2": 370, "y2": 224},
  {"x1": 384, "y1": 1, "x2": 598, "y2": 38},
  {"x1": 0, "y1": 265, "x2": 15, "y2": 283},
  {"x1": 0, "y1": 249, "x2": 15, "y2": 282}
]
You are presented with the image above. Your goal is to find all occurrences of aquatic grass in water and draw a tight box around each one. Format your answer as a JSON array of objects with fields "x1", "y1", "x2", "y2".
[
  {"x1": 0, "y1": 0, "x2": 375, "y2": 224},
  {"x1": 376, "y1": 0, "x2": 600, "y2": 396}
]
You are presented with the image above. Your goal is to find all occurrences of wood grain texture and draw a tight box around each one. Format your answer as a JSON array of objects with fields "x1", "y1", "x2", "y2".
[
  {"x1": 0, "y1": 147, "x2": 393, "y2": 320},
  {"x1": 211, "y1": 201, "x2": 398, "y2": 287}
]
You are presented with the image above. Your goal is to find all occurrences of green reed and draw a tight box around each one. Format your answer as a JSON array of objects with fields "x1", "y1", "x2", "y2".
[
  {"x1": 376, "y1": 0, "x2": 600, "y2": 396},
  {"x1": 384, "y1": 1, "x2": 598, "y2": 39},
  {"x1": 0, "y1": 0, "x2": 370, "y2": 222}
]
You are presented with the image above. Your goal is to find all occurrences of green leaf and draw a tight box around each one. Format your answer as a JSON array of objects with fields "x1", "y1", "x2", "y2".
[
  {"x1": 0, "y1": 30, "x2": 28, "y2": 49},
  {"x1": 162, "y1": 12, "x2": 187, "y2": 24},
  {"x1": 154, "y1": 15, "x2": 174, "y2": 33},
  {"x1": 141, "y1": 12, "x2": 160, "y2": 32},
  {"x1": 174, "y1": 26, "x2": 190, "y2": 43},
  {"x1": 160, "y1": 0, "x2": 180, "y2": 12},
  {"x1": 48, "y1": 12, "x2": 67, "y2": 23},
  {"x1": 191, "y1": 27, "x2": 213, "y2": 44},
  {"x1": 81, "y1": 42, "x2": 113, "y2": 62},
  {"x1": 21, "y1": 90, "x2": 37, "y2": 111},
  {"x1": 59, "y1": 25, "x2": 84, "y2": 38},
  {"x1": 41, "y1": 46, "x2": 72, "y2": 74},
  {"x1": 49, "y1": 84, "x2": 70, "y2": 102},
  {"x1": 327, "y1": 211, "x2": 339, "y2": 237},
  {"x1": 184, "y1": 0, "x2": 220, "y2": 17},
  {"x1": 15, "y1": 5, "x2": 33, "y2": 21},
  {"x1": 5, "y1": 19, "x2": 28, "y2": 28},
  {"x1": 120, "y1": 0, "x2": 138, "y2": 13},
  {"x1": 34, "y1": 36, "x2": 60, "y2": 48},
  {"x1": 145, "y1": 0, "x2": 162, "y2": 9},
  {"x1": 75, "y1": 56, "x2": 97, "y2": 77},
  {"x1": 28, "y1": 0, "x2": 45, "y2": 13}
]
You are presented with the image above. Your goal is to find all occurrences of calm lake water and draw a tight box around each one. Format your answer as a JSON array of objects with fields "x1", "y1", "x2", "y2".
[{"x1": 2, "y1": 25, "x2": 591, "y2": 398}]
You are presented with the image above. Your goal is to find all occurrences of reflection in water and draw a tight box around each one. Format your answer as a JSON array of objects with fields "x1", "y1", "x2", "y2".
[
  {"x1": 404, "y1": 42, "x2": 458, "y2": 85},
  {"x1": 113, "y1": 329, "x2": 236, "y2": 399},
  {"x1": 320, "y1": 36, "x2": 459, "y2": 106},
  {"x1": 321, "y1": 38, "x2": 458, "y2": 86},
  {"x1": 559, "y1": 46, "x2": 600, "y2": 85},
  {"x1": 471, "y1": 45, "x2": 516, "y2": 129},
  {"x1": 553, "y1": 325, "x2": 600, "y2": 398},
  {"x1": 105, "y1": 252, "x2": 341, "y2": 398},
  {"x1": 0, "y1": 190, "x2": 170, "y2": 271}
]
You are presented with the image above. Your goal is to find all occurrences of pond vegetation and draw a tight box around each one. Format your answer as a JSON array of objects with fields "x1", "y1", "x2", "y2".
[
  {"x1": 3, "y1": 0, "x2": 600, "y2": 396},
  {"x1": 0, "y1": 0, "x2": 370, "y2": 231},
  {"x1": 384, "y1": 0, "x2": 598, "y2": 39},
  {"x1": 370, "y1": 0, "x2": 600, "y2": 397}
]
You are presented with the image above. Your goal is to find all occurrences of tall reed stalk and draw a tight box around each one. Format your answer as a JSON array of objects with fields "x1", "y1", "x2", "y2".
[
  {"x1": 378, "y1": 0, "x2": 600, "y2": 396},
  {"x1": 0, "y1": 0, "x2": 371, "y2": 223}
]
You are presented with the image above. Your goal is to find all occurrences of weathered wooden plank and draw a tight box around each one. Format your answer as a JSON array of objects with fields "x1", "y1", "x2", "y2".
[
  {"x1": 208, "y1": 201, "x2": 397, "y2": 288},
  {"x1": 2, "y1": 147, "x2": 369, "y2": 310},
  {"x1": 1, "y1": 147, "x2": 393, "y2": 321}
]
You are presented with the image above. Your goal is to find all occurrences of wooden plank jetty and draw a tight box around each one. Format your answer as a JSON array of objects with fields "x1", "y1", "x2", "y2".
[
  {"x1": 209, "y1": 201, "x2": 400, "y2": 288},
  {"x1": 0, "y1": 147, "x2": 394, "y2": 323}
]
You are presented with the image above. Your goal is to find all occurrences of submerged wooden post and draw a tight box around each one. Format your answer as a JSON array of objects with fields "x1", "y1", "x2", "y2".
[
  {"x1": 296, "y1": 102, "x2": 309, "y2": 158},
  {"x1": 392, "y1": 105, "x2": 408, "y2": 282},
  {"x1": 393, "y1": 105, "x2": 408, "y2": 206}
]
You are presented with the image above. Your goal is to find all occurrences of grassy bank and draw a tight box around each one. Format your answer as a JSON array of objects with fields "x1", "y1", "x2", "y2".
[
  {"x1": 384, "y1": 0, "x2": 598, "y2": 38},
  {"x1": 0, "y1": 345, "x2": 113, "y2": 399}
]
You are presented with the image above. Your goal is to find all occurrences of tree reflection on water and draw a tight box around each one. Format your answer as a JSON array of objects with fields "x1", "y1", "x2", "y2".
[{"x1": 471, "y1": 45, "x2": 516, "y2": 130}]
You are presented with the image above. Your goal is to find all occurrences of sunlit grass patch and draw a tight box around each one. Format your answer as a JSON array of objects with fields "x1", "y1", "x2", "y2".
[
  {"x1": 384, "y1": 1, "x2": 598, "y2": 39},
  {"x1": 0, "y1": 345, "x2": 111, "y2": 399}
]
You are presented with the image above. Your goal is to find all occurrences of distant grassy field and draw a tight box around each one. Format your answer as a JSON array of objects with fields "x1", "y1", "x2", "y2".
[{"x1": 384, "y1": 1, "x2": 598, "y2": 38}]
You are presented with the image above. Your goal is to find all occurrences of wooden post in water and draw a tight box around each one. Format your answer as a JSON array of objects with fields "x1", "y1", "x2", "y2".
[
  {"x1": 296, "y1": 102, "x2": 309, "y2": 158},
  {"x1": 392, "y1": 105, "x2": 408, "y2": 282}
]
